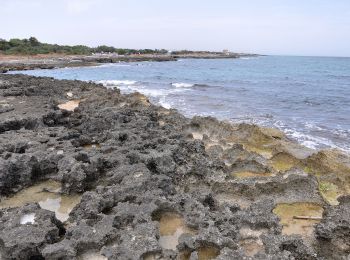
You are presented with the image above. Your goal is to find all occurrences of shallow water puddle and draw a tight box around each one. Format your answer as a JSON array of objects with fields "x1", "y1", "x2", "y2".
[
  {"x1": 39, "y1": 196, "x2": 81, "y2": 222},
  {"x1": 143, "y1": 252, "x2": 162, "y2": 260},
  {"x1": 83, "y1": 143, "x2": 101, "y2": 150},
  {"x1": 158, "y1": 212, "x2": 196, "y2": 250},
  {"x1": 178, "y1": 246, "x2": 220, "y2": 260},
  {"x1": 273, "y1": 203, "x2": 323, "y2": 238},
  {"x1": 20, "y1": 213, "x2": 36, "y2": 224},
  {"x1": 240, "y1": 238, "x2": 264, "y2": 257},
  {"x1": 58, "y1": 100, "x2": 80, "y2": 111},
  {"x1": 197, "y1": 246, "x2": 220, "y2": 260},
  {"x1": 0, "y1": 181, "x2": 81, "y2": 222},
  {"x1": 191, "y1": 132, "x2": 203, "y2": 140},
  {"x1": 239, "y1": 227, "x2": 266, "y2": 257},
  {"x1": 232, "y1": 171, "x2": 273, "y2": 179}
]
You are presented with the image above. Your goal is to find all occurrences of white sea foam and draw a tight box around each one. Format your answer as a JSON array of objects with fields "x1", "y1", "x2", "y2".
[
  {"x1": 240, "y1": 57, "x2": 258, "y2": 60},
  {"x1": 284, "y1": 128, "x2": 337, "y2": 150},
  {"x1": 98, "y1": 80, "x2": 137, "y2": 87},
  {"x1": 171, "y1": 83, "x2": 194, "y2": 88},
  {"x1": 99, "y1": 63, "x2": 132, "y2": 68},
  {"x1": 136, "y1": 88, "x2": 165, "y2": 97},
  {"x1": 159, "y1": 97, "x2": 171, "y2": 109},
  {"x1": 305, "y1": 123, "x2": 322, "y2": 131},
  {"x1": 300, "y1": 141, "x2": 319, "y2": 150},
  {"x1": 20, "y1": 213, "x2": 35, "y2": 224}
]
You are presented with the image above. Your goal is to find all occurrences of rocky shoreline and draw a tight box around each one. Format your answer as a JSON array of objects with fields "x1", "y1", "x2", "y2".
[
  {"x1": 0, "y1": 55, "x2": 174, "y2": 73},
  {"x1": 0, "y1": 74, "x2": 349, "y2": 259},
  {"x1": 0, "y1": 53, "x2": 254, "y2": 73}
]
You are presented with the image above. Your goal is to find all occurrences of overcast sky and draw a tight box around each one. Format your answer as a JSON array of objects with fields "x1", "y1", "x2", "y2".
[{"x1": 1, "y1": 0, "x2": 350, "y2": 56}]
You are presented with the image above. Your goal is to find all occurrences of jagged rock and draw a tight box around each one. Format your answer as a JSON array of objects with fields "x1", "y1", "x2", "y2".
[
  {"x1": 0, "y1": 74, "x2": 349, "y2": 260},
  {"x1": 315, "y1": 196, "x2": 350, "y2": 258},
  {"x1": 0, "y1": 204, "x2": 63, "y2": 259}
]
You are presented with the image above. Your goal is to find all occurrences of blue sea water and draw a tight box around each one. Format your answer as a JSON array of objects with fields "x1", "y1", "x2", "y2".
[{"x1": 10, "y1": 56, "x2": 350, "y2": 152}]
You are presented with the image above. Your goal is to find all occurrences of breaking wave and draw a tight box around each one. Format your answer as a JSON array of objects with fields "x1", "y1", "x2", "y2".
[
  {"x1": 171, "y1": 83, "x2": 215, "y2": 89},
  {"x1": 98, "y1": 80, "x2": 137, "y2": 87},
  {"x1": 171, "y1": 82, "x2": 195, "y2": 88}
]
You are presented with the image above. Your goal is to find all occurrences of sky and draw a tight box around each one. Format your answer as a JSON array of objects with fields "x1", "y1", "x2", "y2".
[{"x1": 1, "y1": 0, "x2": 350, "y2": 57}]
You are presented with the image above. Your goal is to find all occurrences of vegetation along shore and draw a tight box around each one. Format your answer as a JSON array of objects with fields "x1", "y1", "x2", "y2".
[{"x1": 0, "y1": 38, "x2": 257, "y2": 73}]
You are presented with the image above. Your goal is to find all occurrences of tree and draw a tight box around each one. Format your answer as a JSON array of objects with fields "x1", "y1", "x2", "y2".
[
  {"x1": 0, "y1": 40, "x2": 10, "y2": 51},
  {"x1": 0, "y1": 37, "x2": 169, "y2": 56},
  {"x1": 9, "y1": 38, "x2": 24, "y2": 47},
  {"x1": 29, "y1": 37, "x2": 40, "y2": 46},
  {"x1": 94, "y1": 45, "x2": 116, "y2": 53}
]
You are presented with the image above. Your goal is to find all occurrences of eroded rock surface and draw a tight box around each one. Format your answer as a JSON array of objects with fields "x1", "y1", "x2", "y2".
[{"x1": 0, "y1": 74, "x2": 350, "y2": 259}]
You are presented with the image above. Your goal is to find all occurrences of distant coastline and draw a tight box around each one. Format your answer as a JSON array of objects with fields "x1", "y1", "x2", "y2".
[
  {"x1": 0, "y1": 52, "x2": 258, "y2": 73},
  {"x1": 0, "y1": 37, "x2": 258, "y2": 73}
]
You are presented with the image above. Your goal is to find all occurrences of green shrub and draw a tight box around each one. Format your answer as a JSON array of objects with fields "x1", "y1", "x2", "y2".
[{"x1": 0, "y1": 37, "x2": 168, "y2": 56}]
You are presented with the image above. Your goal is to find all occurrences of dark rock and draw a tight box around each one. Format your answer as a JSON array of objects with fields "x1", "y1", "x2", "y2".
[
  {"x1": 0, "y1": 74, "x2": 348, "y2": 260},
  {"x1": 0, "y1": 155, "x2": 39, "y2": 195},
  {"x1": 0, "y1": 204, "x2": 63, "y2": 259},
  {"x1": 315, "y1": 196, "x2": 350, "y2": 258}
]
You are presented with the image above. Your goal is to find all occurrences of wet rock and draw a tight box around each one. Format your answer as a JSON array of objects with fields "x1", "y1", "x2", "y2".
[
  {"x1": 42, "y1": 239, "x2": 77, "y2": 260},
  {"x1": 61, "y1": 163, "x2": 88, "y2": 193},
  {"x1": 147, "y1": 154, "x2": 176, "y2": 175},
  {"x1": 0, "y1": 117, "x2": 39, "y2": 133},
  {"x1": 206, "y1": 145, "x2": 224, "y2": 159},
  {"x1": 66, "y1": 215, "x2": 116, "y2": 250},
  {"x1": 263, "y1": 235, "x2": 317, "y2": 260},
  {"x1": 0, "y1": 107, "x2": 14, "y2": 114},
  {"x1": 315, "y1": 196, "x2": 350, "y2": 258},
  {"x1": 0, "y1": 204, "x2": 63, "y2": 259},
  {"x1": 0, "y1": 155, "x2": 40, "y2": 195},
  {"x1": 3, "y1": 88, "x2": 24, "y2": 97},
  {"x1": 101, "y1": 222, "x2": 159, "y2": 259}
]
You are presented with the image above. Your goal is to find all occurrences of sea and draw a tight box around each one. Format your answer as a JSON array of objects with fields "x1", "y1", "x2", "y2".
[{"x1": 10, "y1": 56, "x2": 350, "y2": 153}]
